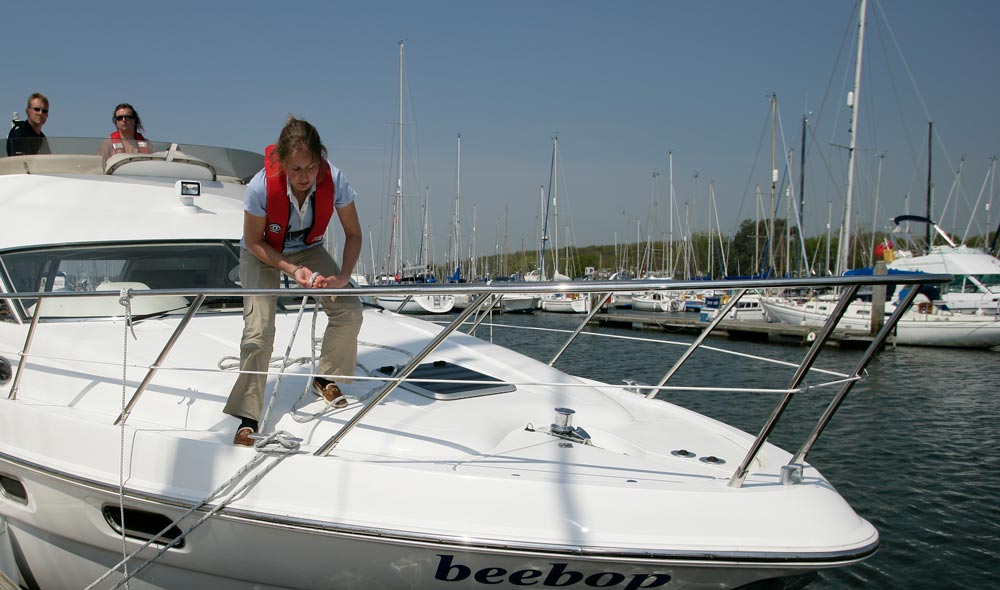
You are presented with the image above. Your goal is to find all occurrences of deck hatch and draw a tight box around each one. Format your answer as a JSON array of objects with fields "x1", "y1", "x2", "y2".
[{"x1": 379, "y1": 360, "x2": 515, "y2": 400}]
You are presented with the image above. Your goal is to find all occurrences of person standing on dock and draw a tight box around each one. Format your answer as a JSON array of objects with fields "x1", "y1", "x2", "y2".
[{"x1": 225, "y1": 116, "x2": 364, "y2": 446}]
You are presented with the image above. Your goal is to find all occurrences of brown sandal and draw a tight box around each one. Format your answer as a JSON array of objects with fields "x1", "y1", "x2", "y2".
[
  {"x1": 233, "y1": 426, "x2": 255, "y2": 447},
  {"x1": 312, "y1": 377, "x2": 348, "y2": 408}
]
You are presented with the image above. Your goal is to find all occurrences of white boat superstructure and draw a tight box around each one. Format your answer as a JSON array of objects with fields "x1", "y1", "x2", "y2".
[
  {"x1": 889, "y1": 245, "x2": 1000, "y2": 315},
  {"x1": 722, "y1": 292, "x2": 767, "y2": 322},
  {"x1": 0, "y1": 138, "x2": 956, "y2": 589}
]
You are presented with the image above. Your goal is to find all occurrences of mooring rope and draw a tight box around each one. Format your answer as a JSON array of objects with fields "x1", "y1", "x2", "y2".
[
  {"x1": 116, "y1": 288, "x2": 134, "y2": 589},
  {"x1": 85, "y1": 431, "x2": 301, "y2": 590}
]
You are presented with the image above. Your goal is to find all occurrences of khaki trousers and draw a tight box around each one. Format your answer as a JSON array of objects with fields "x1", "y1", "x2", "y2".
[{"x1": 224, "y1": 246, "x2": 363, "y2": 421}]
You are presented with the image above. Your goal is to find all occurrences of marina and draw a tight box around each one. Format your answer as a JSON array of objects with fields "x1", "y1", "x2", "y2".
[
  {"x1": 590, "y1": 309, "x2": 878, "y2": 346},
  {"x1": 3, "y1": 2, "x2": 999, "y2": 588}
]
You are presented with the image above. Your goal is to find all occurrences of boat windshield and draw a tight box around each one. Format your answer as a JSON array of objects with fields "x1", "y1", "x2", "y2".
[
  {"x1": 946, "y1": 273, "x2": 1000, "y2": 294},
  {"x1": 975, "y1": 274, "x2": 1000, "y2": 293},
  {"x1": 1, "y1": 137, "x2": 263, "y2": 183},
  {"x1": 0, "y1": 242, "x2": 246, "y2": 320}
]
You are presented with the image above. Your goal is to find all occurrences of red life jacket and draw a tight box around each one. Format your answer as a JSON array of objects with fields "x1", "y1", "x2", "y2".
[
  {"x1": 262, "y1": 144, "x2": 335, "y2": 252},
  {"x1": 108, "y1": 131, "x2": 153, "y2": 155}
]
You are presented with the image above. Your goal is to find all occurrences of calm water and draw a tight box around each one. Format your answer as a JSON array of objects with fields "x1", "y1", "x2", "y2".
[{"x1": 447, "y1": 310, "x2": 1000, "y2": 589}]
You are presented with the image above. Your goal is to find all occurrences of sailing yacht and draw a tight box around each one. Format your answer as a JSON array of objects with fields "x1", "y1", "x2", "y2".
[
  {"x1": 534, "y1": 136, "x2": 592, "y2": 314},
  {"x1": 374, "y1": 41, "x2": 455, "y2": 315}
]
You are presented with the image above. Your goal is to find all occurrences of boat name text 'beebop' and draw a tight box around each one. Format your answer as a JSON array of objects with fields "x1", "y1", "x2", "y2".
[{"x1": 434, "y1": 555, "x2": 672, "y2": 588}]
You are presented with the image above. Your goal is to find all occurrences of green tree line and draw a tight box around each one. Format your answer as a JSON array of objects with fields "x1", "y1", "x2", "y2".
[{"x1": 430, "y1": 218, "x2": 995, "y2": 281}]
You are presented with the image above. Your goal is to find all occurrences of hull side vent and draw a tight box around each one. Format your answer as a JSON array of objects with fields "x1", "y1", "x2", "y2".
[{"x1": 102, "y1": 505, "x2": 186, "y2": 548}]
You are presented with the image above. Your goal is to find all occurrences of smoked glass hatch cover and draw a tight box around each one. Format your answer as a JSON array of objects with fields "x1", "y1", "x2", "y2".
[{"x1": 379, "y1": 360, "x2": 515, "y2": 400}]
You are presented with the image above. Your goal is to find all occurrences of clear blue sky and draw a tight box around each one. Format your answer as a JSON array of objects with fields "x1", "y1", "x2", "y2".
[{"x1": 6, "y1": 0, "x2": 999, "y2": 273}]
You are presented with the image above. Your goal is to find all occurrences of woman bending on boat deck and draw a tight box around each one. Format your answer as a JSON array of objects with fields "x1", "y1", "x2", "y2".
[
  {"x1": 99, "y1": 102, "x2": 154, "y2": 160},
  {"x1": 225, "y1": 116, "x2": 364, "y2": 447}
]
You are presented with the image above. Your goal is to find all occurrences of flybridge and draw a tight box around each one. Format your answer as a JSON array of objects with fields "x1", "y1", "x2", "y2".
[{"x1": 0, "y1": 136, "x2": 263, "y2": 182}]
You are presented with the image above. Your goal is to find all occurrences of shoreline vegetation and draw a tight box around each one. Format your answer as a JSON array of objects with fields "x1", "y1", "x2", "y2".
[{"x1": 424, "y1": 217, "x2": 996, "y2": 281}]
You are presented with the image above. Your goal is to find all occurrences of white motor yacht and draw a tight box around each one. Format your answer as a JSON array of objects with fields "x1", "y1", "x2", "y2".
[{"x1": 0, "y1": 138, "x2": 950, "y2": 589}]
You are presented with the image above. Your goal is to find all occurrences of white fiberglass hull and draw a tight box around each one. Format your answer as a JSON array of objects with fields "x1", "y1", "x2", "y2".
[
  {"x1": 630, "y1": 292, "x2": 677, "y2": 312},
  {"x1": 540, "y1": 294, "x2": 591, "y2": 314},
  {"x1": 375, "y1": 293, "x2": 455, "y2": 314},
  {"x1": 761, "y1": 297, "x2": 1000, "y2": 348},
  {"x1": 0, "y1": 310, "x2": 876, "y2": 589},
  {"x1": 497, "y1": 293, "x2": 540, "y2": 313}
]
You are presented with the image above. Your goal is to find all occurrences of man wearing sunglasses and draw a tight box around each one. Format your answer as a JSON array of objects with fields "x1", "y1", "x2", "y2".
[{"x1": 6, "y1": 92, "x2": 49, "y2": 156}]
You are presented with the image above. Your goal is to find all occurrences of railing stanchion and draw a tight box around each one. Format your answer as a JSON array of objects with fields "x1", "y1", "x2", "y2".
[
  {"x1": 789, "y1": 283, "x2": 922, "y2": 465},
  {"x1": 315, "y1": 293, "x2": 492, "y2": 456},
  {"x1": 114, "y1": 294, "x2": 206, "y2": 425},
  {"x1": 8, "y1": 296, "x2": 43, "y2": 400},
  {"x1": 647, "y1": 289, "x2": 748, "y2": 399},
  {"x1": 728, "y1": 285, "x2": 860, "y2": 488},
  {"x1": 548, "y1": 292, "x2": 613, "y2": 366}
]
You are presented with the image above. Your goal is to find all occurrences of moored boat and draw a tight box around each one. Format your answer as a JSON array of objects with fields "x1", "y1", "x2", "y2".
[
  {"x1": 0, "y1": 138, "x2": 955, "y2": 589},
  {"x1": 760, "y1": 293, "x2": 1000, "y2": 348}
]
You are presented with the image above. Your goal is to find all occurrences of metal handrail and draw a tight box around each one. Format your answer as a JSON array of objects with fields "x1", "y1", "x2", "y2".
[
  {"x1": 728, "y1": 285, "x2": 861, "y2": 488},
  {"x1": 2, "y1": 274, "x2": 954, "y2": 463},
  {"x1": 8, "y1": 297, "x2": 43, "y2": 400},
  {"x1": 647, "y1": 288, "x2": 748, "y2": 398},
  {"x1": 114, "y1": 294, "x2": 205, "y2": 425},
  {"x1": 0, "y1": 273, "x2": 953, "y2": 303},
  {"x1": 548, "y1": 292, "x2": 613, "y2": 366},
  {"x1": 789, "y1": 283, "x2": 923, "y2": 465}
]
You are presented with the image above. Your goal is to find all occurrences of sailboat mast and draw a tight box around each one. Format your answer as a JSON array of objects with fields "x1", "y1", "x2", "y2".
[
  {"x1": 799, "y1": 113, "x2": 808, "y2": 276},
  {"x1": 768, "y1": 94, "x2": 778, "y2": 277},
  {"x1": 668, "y1": 152, "x2": 675, "y2": 279},
  {"x1": 925, "y1": 121, "x2": 933, "y2": 250},
  {"x1": 421, "y1": 187, "x2": 429, "y2": 270},
  {"x1": 452, "y1": 133, "x2": 462, "y2": 277},
  {"x1": 394, "y1": 40, "x2": 406, "y2": 277},
  {"x1": 539, "y1": 185, "x2": 547, "y2": 280},
  {"x1": 553, "y1": 136, "x2": 559, "y2": 277},
  {"x1": 837, "y1": 0, "x2": 867, "y2": 275}
]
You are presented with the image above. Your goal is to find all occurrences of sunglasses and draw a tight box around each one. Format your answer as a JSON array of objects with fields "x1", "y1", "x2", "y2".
[
  {"x1": 30, "y1": 107, "x2": 49, "y2": 114},
  {"x1": 115, "y1": 114, "x2": 136, "y2": 121}
]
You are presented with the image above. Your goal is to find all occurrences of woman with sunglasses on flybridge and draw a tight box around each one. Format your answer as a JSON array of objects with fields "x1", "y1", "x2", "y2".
[{"x1": 100, "y1": 102, "x2": 154, "y2": 160}]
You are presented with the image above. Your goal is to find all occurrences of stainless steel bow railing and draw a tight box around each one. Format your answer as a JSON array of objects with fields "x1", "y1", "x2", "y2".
[{"x1": 2, "y1": 273, "x2": 953, "y2": 485}]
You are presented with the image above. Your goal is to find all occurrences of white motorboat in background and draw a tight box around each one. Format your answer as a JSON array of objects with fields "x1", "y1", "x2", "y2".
[
  {"x1": 486, "y1": 277, "x2": 540, "y2": 313},
  {"x1": 721, "y1": 292, "x2": 767, "y2": 322},
  {"x1": 760, "y1": 293, "x2": 1000, "y2": 348},
  {"x1": 0, "y1": 137, "x2": 954, "y2": 589},
  {"x1": 630, "y1": 291, "x2": 681, "y2": 312},
  {"x1": 374, "y1": 289, "x2": 456, "y2": 314},
  {"x1": 881, "y1": 215, "x2": 1000, "y2": 315},
  {"x1": 539, "y1": 291, "x2": 592, "y2": 313}
]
